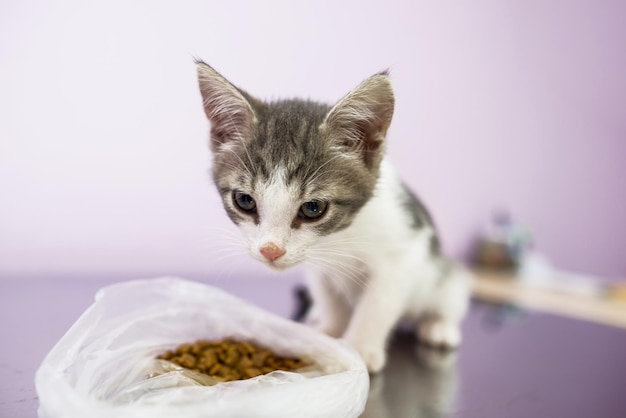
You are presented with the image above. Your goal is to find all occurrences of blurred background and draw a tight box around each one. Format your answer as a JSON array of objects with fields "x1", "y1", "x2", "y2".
[{"x1": 1, "y1": 0, "x2": 625, "y2": 282}]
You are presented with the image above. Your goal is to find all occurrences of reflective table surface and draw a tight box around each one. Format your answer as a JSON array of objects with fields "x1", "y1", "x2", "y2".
[{"x1": 2, "y1": 276, "x2": 625, "y2": 417}]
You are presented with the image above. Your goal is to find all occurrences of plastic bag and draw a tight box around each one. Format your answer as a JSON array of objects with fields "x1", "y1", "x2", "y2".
[{"x1": 35, "y1": 277, "x2": 368, "y2": 418}]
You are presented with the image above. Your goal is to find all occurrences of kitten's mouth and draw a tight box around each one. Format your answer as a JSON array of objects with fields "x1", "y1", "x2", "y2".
[
  {"x1": 264, "y1": 259, "x2": 295, "y2": 271},
  {"x1": 250, "y1": 247, "x2": 301, "y2": 270},
  {"x1": 257, "y1": 255, "x2": 300, "y2": 271}
]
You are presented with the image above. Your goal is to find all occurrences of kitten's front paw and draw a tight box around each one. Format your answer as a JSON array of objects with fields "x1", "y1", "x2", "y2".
[
  {"x1": 346, "y1": 340, "x2": 387, "y2": 373},
  {"x1": 418, "y1": 320, "x2": 462, "y2": 348}
]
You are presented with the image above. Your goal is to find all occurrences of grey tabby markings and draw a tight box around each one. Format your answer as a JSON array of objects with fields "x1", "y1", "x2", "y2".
[
  {"x1": 197, "y1": 61, "x2": 437, "y2": 239},
  {"x1": 400, "y1": 183, "x2": 440, "y2": 255},
  {"x1": 400, "y1": 183, "x2": 434, "y2": 229}
]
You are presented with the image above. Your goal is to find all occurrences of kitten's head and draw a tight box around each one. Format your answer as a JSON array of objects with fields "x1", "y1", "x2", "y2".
[{"x1": 196, "y1": 61, "x2": 394, "y2": 270}]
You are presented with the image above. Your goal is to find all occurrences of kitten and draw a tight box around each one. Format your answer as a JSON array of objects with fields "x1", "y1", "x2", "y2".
[{"x1": 196, "y1": 61, "x2": 471, "y2": 373}]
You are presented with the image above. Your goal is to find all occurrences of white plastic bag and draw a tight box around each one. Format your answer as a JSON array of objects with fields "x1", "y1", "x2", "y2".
[{"x1": 35, "y1": 277, "x2": 368, "y2": 418}]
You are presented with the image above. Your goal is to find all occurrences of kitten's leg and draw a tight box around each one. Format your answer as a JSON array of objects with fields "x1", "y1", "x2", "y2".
[
  {"x1": 343, "y1": 264, "x2": 415, "y2": 373},
  {"x1": 418, "y1": 265, "x2": 471, "y2": 348},
  {"x1": 306, "y1": 273, "x2": 351, "y2": 338}
]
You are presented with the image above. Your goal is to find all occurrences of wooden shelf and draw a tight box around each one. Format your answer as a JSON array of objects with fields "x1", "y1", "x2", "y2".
[{"x1": 472, "y1": 271, "x2": 626, "y2": 329}]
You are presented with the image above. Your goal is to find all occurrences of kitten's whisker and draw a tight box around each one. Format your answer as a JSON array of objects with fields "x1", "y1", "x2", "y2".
[
  {"x1": 201, "y1": 226, "x2": 244, "y2": 240},
  {"x1": 210, "y1": 256, "x2": 236, "y2": 285},
  {"x1": 203, "y1": 232, "x2": 243, "y2": 242},
  {"x1": 199, "y1": 226, "x2": 248, "y2": 262},
  {"x1": 204, "y1": 246, "x2": 251, "y2": 284},
  {"x1": 324, "y1": 256, "x2": 368, "y2": 289},
  {"x1": 304, "y1": 154, "x2": 344, "y2": 187},
  {"x1": 201, "y1": 225, "x2": 240, "y2": 233},
  {"x1": 206, "y1": 236, "x2": 245, "y2": 246},
  {"x1": 319, "y1": 265, "x2": 353, "y2": 298},
  {"x1": 212, "y1": 251, "x2": 247, "y2": 264},
  {"x1": 309, "y1": 249, "x2": 366, "y2": 265},
  {"x1": 202, "y1": 233, "x2": 242, "y2": 243},
  {"x1": 305, "y1": 258, "x2": 354, "y2": 297},
  {"x1": 306, "y1": 255, "x2": 367, "y2": 291},
  {"x1": 318, "y1": 264, "x2": 364, "y2": 297},
  {"x1": 308, "y1": 247, "x2": 364, "y2": 266},
  {"x1": 319, "y1": 236, "x2": 369, "y2": 246},
  {"x1": 214, "y1": 247, "x2": 247, "y2": 256}
]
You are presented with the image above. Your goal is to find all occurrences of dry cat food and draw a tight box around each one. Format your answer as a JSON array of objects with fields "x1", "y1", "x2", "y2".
[{"x1": 157, "y1": 339, "x2": 310, "y2": 382}]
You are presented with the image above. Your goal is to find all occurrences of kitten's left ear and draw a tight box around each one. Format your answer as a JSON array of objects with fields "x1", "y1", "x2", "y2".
[{"x1": 322, "y1": 71, "x2": 395, "y2": 169}]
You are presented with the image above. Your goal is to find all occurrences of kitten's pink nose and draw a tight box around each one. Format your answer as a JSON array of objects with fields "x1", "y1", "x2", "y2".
[{"x1": 259, "y1": 242, "x2": 286, "y2": 262}]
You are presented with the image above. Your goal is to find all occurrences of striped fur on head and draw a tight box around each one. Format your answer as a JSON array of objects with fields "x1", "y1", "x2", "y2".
[{"x1": 197, "y1": 61, "x2": 395, "y2": 269}]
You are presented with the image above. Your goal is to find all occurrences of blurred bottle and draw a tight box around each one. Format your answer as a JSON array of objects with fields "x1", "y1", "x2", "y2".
[{"x1": 473, "y1": 209, "x2": 531, "y2": 271}]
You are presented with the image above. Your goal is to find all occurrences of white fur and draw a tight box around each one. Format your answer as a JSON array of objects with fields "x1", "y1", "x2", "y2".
[
  {"x1": 238, "y1": 158, "x2": 471, "y2": 373},
  {"x1": 304, "y1": 159, "x2": 471, "y2": 372},
  {"x1": 241, "y1": 167, "x2": 305, "y2": 266},
  {"x1": 238, "y1": 166, "x2": 328, "y2": 269}
]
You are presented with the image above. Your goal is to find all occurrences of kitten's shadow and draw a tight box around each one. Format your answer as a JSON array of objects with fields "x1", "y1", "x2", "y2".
[{"x1": 360, "y1": 333, "x2": 459, "y2": 418}]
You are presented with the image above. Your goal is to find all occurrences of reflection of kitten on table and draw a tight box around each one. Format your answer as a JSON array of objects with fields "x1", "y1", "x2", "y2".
[{"x1": 362, "y1": 334, "x2": 459, "y2": 418}]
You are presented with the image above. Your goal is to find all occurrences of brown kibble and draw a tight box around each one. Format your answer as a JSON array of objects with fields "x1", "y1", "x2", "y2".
[
  {"x1": 284, "y1": 359, "x2": 297, "y2": 369},
  {"x1": 261, "y1": 366, "x2": 275, "y2": 374},
  {"x1": 237, "y1": 355, "x2": 253, "y2": 370},
  {"x1": 178, "y1": 353, "x2": 197, "y2": 369},
  {"x1": 215, "y1": 365, "x2": 234, "y2": 377},
  {"x1": 209, "y1": 363, "x2": 222, "y2": 375},
  {"x1": 202, "y1": 348, "x2": 218, "y2": 365},
  {"x1": 224, "y1": 345, "x2": 241, "y2": 367},
  {"x1": 178, "y1": 343, "x2": 193, "y2": 354},
  {"x1": 252, "y1": 350, "x2": 271, "y2": 368},
  {"x1": 191, "y1": 343, "x2": 204, "y2": 355},
  {"x1": 266, "y1": 356, "x2": 279, "y2": 368},
  {"x1": 240, "y1": 342, "x2": 255, "y2": 355},
  {"x1": 157, "y1": 339, "x2": 309, "y2": 383}
]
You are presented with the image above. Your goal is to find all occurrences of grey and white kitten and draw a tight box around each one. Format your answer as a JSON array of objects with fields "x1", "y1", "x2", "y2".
[{"x1": 196, "y1": 61, "x2": 470, "y2": 373}]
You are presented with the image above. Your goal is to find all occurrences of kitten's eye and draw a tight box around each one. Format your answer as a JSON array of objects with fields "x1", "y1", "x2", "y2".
[
  {"x1": 299, "y1": 200, "x2": 327, "y2": 220},
  {"x1": 233, "y1": 192, "x2": 257, "y2": 212}
]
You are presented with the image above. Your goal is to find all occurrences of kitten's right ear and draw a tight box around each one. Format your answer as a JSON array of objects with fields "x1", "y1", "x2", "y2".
[{"x1": 196, "y1": 61, "x2": 257, "y2": 151}]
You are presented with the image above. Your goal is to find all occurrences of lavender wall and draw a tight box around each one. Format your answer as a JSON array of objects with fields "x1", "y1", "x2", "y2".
[{"x1": 1, "y1": 1, "x2": 624, "y2": 280}]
